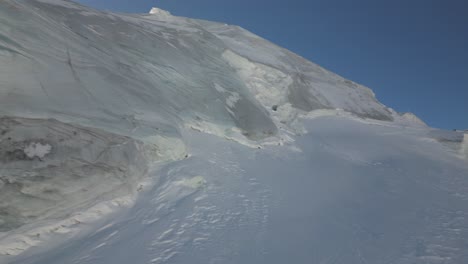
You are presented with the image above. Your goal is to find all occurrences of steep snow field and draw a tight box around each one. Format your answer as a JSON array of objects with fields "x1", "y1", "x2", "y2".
[
  {"x1": 7, "y1": 117, "x2": 468, "y2": 264},
  {"x1": 0, "y1": 0, "x2": 467, "y2": 263}
]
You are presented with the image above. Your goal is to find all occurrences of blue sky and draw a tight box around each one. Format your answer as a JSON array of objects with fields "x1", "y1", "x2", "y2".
[{"x1": 77, "y1": 0, "x2": 468, "y2": 129}]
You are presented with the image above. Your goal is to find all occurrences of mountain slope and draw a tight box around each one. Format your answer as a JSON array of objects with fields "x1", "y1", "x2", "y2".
[
  {"x1": 0, "y1": 0, "x2": 394, "y2": 142},
  {"x1": 0, "y1": 1, "x2": 467, "y2": 264}
]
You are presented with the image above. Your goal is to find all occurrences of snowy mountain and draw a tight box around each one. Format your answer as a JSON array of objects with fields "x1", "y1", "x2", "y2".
[{"x1": 1, "y1": 1, "x2": 467, "y2": 264}]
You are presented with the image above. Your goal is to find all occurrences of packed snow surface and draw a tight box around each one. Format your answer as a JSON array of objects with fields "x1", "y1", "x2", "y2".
[
  {"x1": 0, "y1": 1, "x2": 467, "y2": 264},
  {"x1": 6, "y1": 117, "x2": 468, "y2": 264}
]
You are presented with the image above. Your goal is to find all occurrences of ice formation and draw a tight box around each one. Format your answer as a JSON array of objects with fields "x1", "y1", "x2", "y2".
[{"x1": 0, "y1": 1, "x2": 467, "y2": 264}]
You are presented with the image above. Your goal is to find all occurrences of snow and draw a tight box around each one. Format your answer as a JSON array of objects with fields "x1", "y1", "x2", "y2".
[
  {"x1": 0, "y1": 0, "x2": 467, "y2": 263},
  {"x1": 461, "y1": 133, "x2": 468, "y2": 159},
  {"x1": 199, "y1": 20, "x2": 394, "y2": 121},
  {"x1": 149, "y1": 7, "x2": 171, "y2": 17},
  {"x1": 23, "y1": 143, "x2": 52, "y2": 159},
  {"x1": 397, "y1": 112, "x2": 428, "y2": 127},
  {"x1": 0, "y1": 194, "x2": 134, "y2": 256},
  {"x1": 6, "y1": 117, "x2": 468, "y2": 264}
]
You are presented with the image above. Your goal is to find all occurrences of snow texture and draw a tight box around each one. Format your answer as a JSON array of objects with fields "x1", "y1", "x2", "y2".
[{"x1": 0, "y1": 1, "x2": 467, "y2": 264}]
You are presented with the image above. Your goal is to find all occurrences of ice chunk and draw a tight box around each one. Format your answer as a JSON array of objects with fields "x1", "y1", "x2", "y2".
[
  {"x1": 23, "y1": 142, "x2": 52, "y2": 159},
  {"x1": 149, "y1": 7, "x2": 171, "y2": 16}
]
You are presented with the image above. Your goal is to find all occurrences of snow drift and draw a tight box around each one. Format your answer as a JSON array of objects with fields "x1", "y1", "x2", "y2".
[{"x1": 0, "y1": 1, "x2": 467, "y2": 264}]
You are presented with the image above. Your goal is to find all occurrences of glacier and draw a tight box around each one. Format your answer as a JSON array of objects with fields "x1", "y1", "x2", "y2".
[{"x1": 0, "y1": 0, "x2": 467, "y2": 263}]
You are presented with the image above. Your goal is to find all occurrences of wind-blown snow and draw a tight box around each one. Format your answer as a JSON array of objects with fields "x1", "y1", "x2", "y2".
[
  {"x1": 6, "y1": 116, "x2": 468, "y2": 264},
  {"x1": 0, "y1": 1, "x2": 467, "y2": 264}
]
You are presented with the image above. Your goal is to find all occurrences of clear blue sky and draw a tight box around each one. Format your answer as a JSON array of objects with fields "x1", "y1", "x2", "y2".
[{"x1": 76, "y1": 0, "x2": 468, "y2": 129}]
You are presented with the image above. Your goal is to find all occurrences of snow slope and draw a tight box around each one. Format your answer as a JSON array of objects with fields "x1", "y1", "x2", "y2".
[
  {"x1": 7, "y1": 117, "x2": 468, "y2": 264},
  {"x1": 0, "y1": 1, "x2": 467, "y2": 263}
]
